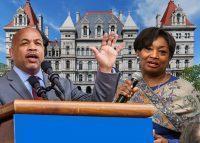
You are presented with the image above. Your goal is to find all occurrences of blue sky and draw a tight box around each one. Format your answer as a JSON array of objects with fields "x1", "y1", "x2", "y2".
[{"x1": 0, "y1": 0, "x2": 199, "y2": 64}]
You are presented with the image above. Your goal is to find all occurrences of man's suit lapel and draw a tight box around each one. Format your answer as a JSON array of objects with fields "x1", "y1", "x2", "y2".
[{"x1": 7, "y1": 69, "x2": 33, "y2": 99}]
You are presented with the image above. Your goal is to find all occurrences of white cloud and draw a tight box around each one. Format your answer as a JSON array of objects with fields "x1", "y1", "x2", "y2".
[
  {"x1": 112, "y1": 8, "x2": 126, "y2": 23},
  {"x1": 135, "y1": 0, "x2": 167, "y2": 27},
  {"x1": 11, "y1": 0, "x2": 24, "y2": 6},
  {"x1": 48, "y1": 22, "x2": 60, "y2": 31},
  {"x1": 135, "y1": 0, "x2": 200, "y2": 27},
  {"x1": 0, "y1": 38, "x2": 6, "y2": 54}
]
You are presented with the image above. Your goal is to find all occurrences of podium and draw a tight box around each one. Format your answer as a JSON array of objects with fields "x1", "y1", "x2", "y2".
[{"x1": 0, "y1": 100, "x2": 155, "y2": 143}]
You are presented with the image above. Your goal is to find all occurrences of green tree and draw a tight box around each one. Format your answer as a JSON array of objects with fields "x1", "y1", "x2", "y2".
[
  {"x1": 181, "y1": 64, "x2": 200, "y2": 91},
  {"x1": 0, "y1": 63, "x2": 8, "y2": 77}
]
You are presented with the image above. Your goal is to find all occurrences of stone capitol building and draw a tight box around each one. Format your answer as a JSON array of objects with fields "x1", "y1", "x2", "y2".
[{"x1": 4, "y1": 0, "x2": 196, "y2": 93}]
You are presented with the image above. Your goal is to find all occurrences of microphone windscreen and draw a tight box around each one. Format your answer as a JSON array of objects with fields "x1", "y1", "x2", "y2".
[
  {"x1": 131, "y1": 72, "x2": 142, "y2": 82},
  {"x1": 41, "y1": 61, "x2": 52, "y2": 73}
]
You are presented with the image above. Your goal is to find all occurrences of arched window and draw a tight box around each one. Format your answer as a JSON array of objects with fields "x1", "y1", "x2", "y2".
[
  {"x1": 176, "y1": 45, "x2": 180, "y2": 54},
  {"x1": 86, "y1": 86, "x2": 92, "y2": 93},
  {"x1": 66, "y1": 60, "x2": 70, "y2": 69},
  {"x1": 66, "y1": 46, "x2": 70, "y2": 55},
  {"x1": 111, "y1": 25, "x2": 115, "y2": 32},
  {"x1": 77, "y1": 86, "x2": 82, "y2": 91},
  {"x1": 66, "y1": 74, "x2": 70, "y2": 79},
  {"x1": 55, "y1": 50, "x2": 59, "y2": 57},
  {"x1": 128, "y1": 45, "x2": 132, "y2": 54},
  {"x1": 88, "y1": 74, "x2": 92, "y2": 82},
  {"x1": 177, "y1": 13, "x2": 181, "y2": 24},
  {"x1": 79, "y1": 74, "x2": 83, "y2": 81},
  {"x1": 185, "y1": 45, "x2": 189, "y2": 54},
  {"x1": 97, "y1": 26, "x2": 101, "y2": 36},
  {"x1": 55, "y1": 61, "x2": 59, "y2": 70},
  {"x1": 83, "y1": 26, "x2": 87, "y2": 36},
  {"x1": 86, "y1": 48, "x2": 89, "y2": 55},
  {"x1": 79, "y1": 61, "x2": 83, "y2": 70},
  {"x1": 185, "y1": 59, "x2": 189, "y2": 68},
  {"x1": 81, "y1": 48, "x2": 84, "y2": 56},
  {"x1": 48, "y1": 50, "x2": 52, "y2": 57},
  {"x1": 176, "y1": 60, "x2": 180, "y2": 68},
  {"x1": 128, "y1": 60, "x2": 132, "y2": 69},
  {"x1": 88, "y1": 61, "x2": 92, "y2": 70},
  {"x1": 19, "y1": 14, "x2": 23, "y2": 25},
  {"x1": 77, "y1": 48, "x2": 80, "y2": 55}
]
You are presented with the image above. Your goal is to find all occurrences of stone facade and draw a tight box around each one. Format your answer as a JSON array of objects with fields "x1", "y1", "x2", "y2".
[
  {"x1": 45, "y1": 11, "x2": 139, "y2": 93},
  {"x1": 156, "y1": 0, "x2": 196, "y2": 77},
  {"x1": 3, "y1": 0, "x2": 196, "y2": 92}
]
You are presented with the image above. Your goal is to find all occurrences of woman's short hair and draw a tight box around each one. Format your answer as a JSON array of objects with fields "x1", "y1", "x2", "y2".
[{"x1": 134, "y1": 27, "x2": 176, "y2": 59}]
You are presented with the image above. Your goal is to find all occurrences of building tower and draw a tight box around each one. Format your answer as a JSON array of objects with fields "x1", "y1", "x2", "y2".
[
  {"x1": 157, "y1": 0, "x2": 196, "y2": 76},
  {"x1": 3, "y1": 0, "x2": 46, "y2": 69}
]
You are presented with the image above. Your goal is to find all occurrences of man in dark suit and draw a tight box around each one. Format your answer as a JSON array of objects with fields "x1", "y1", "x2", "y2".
[{"x1": 0, "y1": 27, "x2": 124, "y2": 105}]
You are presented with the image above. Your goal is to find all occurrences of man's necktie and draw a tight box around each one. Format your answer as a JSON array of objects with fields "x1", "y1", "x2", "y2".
[{"x1": 28, "y1": 76, "x2": 43, "y2": 100}]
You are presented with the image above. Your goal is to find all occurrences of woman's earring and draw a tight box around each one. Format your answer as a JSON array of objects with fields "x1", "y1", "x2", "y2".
[{"x1": 136, "y1": 56, "x2": 140, "y2": 63}]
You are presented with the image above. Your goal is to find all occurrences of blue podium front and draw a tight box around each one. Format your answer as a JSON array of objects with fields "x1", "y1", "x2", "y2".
[{"x1": 14, "y1": 114, "x2": 153, "y2": 143}]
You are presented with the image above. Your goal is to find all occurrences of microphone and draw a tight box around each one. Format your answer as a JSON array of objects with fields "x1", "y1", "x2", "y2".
[
  {"x1": 28, "y1": 76, "x2": 47, "y2": 100},
  {"x1": 115, "y1": 73, "x2": 142, "y2": 103},
  {"x1": 41, "y1": 61, "x2": 65, "y2": 95}
]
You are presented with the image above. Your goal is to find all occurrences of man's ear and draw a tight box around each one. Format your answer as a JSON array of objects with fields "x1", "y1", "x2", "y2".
[{"x1": 9, "y1": 48, "x2": 14, "y2": 60}]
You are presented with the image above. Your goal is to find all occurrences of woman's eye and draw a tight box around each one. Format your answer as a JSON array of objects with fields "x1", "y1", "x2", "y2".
[
  {"x1": 145, "y1": 47, "x2": 152, "y2": 51},
  {"x1": 159, "y1": 50, "x2": 167, "y2": 55}
]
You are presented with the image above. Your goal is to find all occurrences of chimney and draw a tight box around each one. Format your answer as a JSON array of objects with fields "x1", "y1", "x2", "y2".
[
  {"x1": 76, "y1": 12, "x2": 80, "y2": 23},
  {"x1": 38, "y1": 14, "x2": 43, "y2": 31},
  {"x1": 156, "y1": 14, "x2": 161, "y2": 27},
  {"x1": 45, "y1": 26, "x2": 49, "y2": 38},
  {"x1": 118, "y1": 11, "x2": 123, "y2": 22}
]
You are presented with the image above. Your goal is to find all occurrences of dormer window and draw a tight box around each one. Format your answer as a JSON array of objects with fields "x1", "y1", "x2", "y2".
[
  {"x1": 14, "y1": 7, "x2": 28, "y2": 26},
  {"x1": 111, "y1": 25, "x2": 115, "y2": 32},
  {"x1": 109, "y1": 24, "x2": 117, "y2": 34},
  {"x1": 95, "y1": 25, "x2": 103, "y2": 38},
  {"x1": 19, "y1": 15, "x2": 23, "y2": 25},
  {"x1": 177, "y1": 13, "x2": 181, "y2": 24},
  {"x1": 83, "y1": 26, "x2": 87, "y2": 36},
  {"x1": 171, "y1": 8, "x2": 187, "y2": 26},
  {"x1": 97, "y1": 26, "x2": 101, "y2": 36}
]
